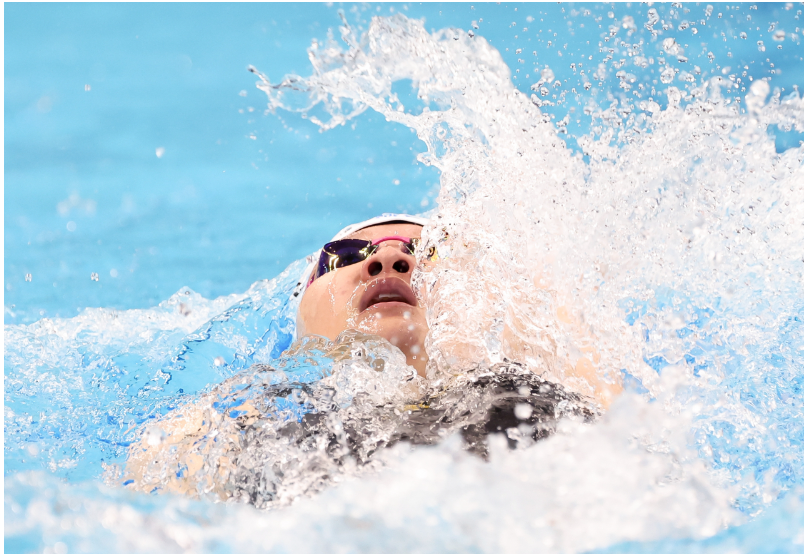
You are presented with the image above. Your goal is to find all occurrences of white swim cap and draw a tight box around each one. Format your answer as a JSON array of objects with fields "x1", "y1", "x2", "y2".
[{"x1": 290, "y1": 213, "x2": 431, "y2": 301}]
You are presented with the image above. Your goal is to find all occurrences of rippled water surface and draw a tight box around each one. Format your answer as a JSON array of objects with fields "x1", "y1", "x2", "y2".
[{"x1": 5, "y1": 2, "x2": 804, "y2": 553}]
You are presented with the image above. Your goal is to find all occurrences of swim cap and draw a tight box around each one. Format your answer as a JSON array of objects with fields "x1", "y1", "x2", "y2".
[{"x1": 291, "y1": 213, "x2": 431, "y2": 301}]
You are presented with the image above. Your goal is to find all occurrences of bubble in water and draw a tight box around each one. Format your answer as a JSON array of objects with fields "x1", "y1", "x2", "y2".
[
  {"x1": 660, "y1": 66, "x2": 676, "y2": 84},
  {"x1": 740, "y1": 32, "x2": 748, "y2": 39},
  {"x1": 773, "y1": 30, "x2": 786, "y2": 42},
  {"x1": 24, "y1": 273, "x2": 32, "y2": 282},
  {"x1": 90, "y1": 272, "x2": 99, "y2": 281}
]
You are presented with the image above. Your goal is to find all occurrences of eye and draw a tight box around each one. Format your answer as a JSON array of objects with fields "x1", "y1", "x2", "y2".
[
  {"x1": 427, "y1": 246, "x2": 438, "y2": 261},
  {"x1": 403, "y1": 238, "x2": 421, "y2": 255}
]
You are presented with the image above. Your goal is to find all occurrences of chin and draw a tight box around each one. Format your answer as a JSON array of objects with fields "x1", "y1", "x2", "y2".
[{"x1": 356, "y1": 307, "x2": 426, "y2": 347}]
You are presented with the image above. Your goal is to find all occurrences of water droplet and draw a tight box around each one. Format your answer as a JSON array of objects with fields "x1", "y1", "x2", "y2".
[
  {"x1": 662, "y1": 38, "x2": 679, "y2": 54},
  {"x1": 645, "y1": 8, "x2": 660, "y2": 29},
  {"x1": 514, "y1": 403, "x2": 533, "y2": 420},
  {"x1": 90, "y1": 272, "x2": 99, "y2": 281},
  {"x1": 24, "y1": 274, "x2": 32, "y2": 282},
  {"x1": 145, "y1": 426, "x2": 167, "y2": 447}
]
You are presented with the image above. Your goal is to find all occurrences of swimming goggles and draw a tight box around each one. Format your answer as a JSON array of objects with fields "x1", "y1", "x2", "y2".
[{"x1": 308, "y1": 235, "x2": 422, "y2": 286}]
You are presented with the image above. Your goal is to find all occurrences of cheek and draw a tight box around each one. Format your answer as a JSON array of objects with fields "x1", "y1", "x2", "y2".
[
  {"x1": 330, "y1": 270, "x2": 365, "y2": 317},
  {"x1": 298, "y1": 271, "x2": 365, "y2": 338}
]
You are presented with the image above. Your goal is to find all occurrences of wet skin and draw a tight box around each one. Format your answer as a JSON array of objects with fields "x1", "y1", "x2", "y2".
[{"x1": 297, "y1": 223, "x2": 429, "y2": 376}]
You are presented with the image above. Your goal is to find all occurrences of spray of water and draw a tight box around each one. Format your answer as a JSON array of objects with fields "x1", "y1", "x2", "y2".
[
  {"x1": 5, "y1": 11, "x2": 803, "y2": 553},
  {"x1": 252, "y1": 10, "x2": 803, "y2": 520}
]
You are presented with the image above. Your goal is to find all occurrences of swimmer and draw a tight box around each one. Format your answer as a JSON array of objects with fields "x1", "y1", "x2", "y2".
[
  {"x1": 295, "y1": 214, "x2": 432, "y2": 378},
  {"x1": 122, "y1": 213, "x2": 621, "y2": 501}
]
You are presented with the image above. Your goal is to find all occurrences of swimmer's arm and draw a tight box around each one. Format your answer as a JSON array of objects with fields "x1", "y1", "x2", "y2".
[
  {"x1": 500, "y1": 275, "x2": 623, "y2": 409},
  {"x1": 123, "y1": 388, "x2": 259, "y2": 498},
  {"x1": 554, "y1": 304, "x2": 623, "y2": 409},
  {"x1": 123, "y1": 395, "x2": 218, "y2": 497}
]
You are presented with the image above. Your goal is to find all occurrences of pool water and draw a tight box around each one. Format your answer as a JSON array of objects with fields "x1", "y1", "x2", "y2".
[{"x1": 5, "y1": 2, "x2": 804, "y2": 553}]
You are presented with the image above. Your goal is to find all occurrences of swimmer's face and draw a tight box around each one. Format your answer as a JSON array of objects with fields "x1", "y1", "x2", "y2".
[{"x1": 298, "y1": 223, "x2": 429, "y2": 376}]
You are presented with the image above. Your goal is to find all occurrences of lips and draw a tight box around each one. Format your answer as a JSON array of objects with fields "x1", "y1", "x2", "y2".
[{"x1": 358, "y1": 278, "x2": 418, "y2": 313}]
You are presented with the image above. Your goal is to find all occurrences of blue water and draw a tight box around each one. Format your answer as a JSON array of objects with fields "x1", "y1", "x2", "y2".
[{"x1": 5, "y1": 2, "x2": 804, "y2": 553}]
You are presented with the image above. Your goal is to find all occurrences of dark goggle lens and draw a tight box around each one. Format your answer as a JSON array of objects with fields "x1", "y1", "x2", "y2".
[
  {"x1": 315, "y1": 239, "x2": 373, "y2": 279},
  {"x1": 313, "y1": 238, "x2": 421, "y2": 281}
]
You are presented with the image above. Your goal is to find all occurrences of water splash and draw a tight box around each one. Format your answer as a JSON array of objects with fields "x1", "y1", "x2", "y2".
[
  {"x1": 5, "y1": 10, "x2": 804, "y2": 553},
  {"x1": 253, "y1": 10, "x2": 802, "y2": 518},
  {"x1": 4, "y1": 259, "x2": 305, "y2": 481}
]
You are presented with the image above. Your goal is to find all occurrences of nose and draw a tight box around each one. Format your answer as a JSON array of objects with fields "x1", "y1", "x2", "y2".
[{"x1": 361, "y1": 241, "x2": 414, "y2": 281}]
